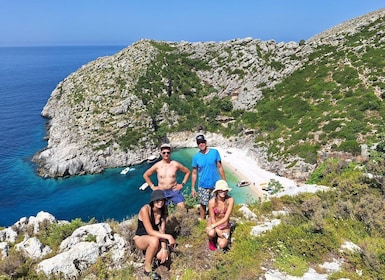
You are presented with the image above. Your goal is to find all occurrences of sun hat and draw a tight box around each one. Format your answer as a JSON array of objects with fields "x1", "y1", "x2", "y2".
[
  {"x1": 150, "y1": 190, "x2": 166, "y2": 203},
  {"x1": 213, "y1": 180, "x2": 232, "y2": 193},
  {"x1": 196, "y1": 134, "x2": 206, "y2": 144},
  {"x1": 160, "y1": 143, "x2": 171, "y2": 150}
]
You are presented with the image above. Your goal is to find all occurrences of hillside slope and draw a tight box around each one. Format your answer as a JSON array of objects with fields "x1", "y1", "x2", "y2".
[{"x1": 33, "y1": 8, "x2": 385, "y2": 179}]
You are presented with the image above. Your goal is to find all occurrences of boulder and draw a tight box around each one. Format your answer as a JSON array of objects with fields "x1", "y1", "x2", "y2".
[
  {"x1": 37, "y1": 242, "x2": 99, "y2": 279},
  {"x1": 0, "y1": 227, "x2": 18, "y2": 243},
  {"x1": 37, "y1": 223, "x2": 127, "y2": 278},
  {"x1": 16, "y1": 237, "x2": 52, "y2": 259},
  {"x1": 0, "y1": 242, "x2": 9, "y2": 258},
  {"x1": 239, "y1": 205, "x2": 258, "y2": 221}
]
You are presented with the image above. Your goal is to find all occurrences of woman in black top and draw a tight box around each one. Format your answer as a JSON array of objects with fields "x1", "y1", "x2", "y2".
[{"x1": 134, "y1": 190, "x2": 176, "y2": 279}]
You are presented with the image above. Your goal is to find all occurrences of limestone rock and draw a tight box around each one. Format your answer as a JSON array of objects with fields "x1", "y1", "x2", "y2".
[
  {"x1": 0, "y1": 242, "x2": 9, "y2": 258},
  {"x1": 0, "y1": 227, "x2": 18, "y2": 243},
  {"x1": 250, "y1": 219, "x2": 281, "y2": 236},
  {"x1": 37, "y1": 223, "x2": 127, "y2": 279},
  {"x1": 16, "y1": 237, "x2": 52, "y2": 259},
  {"x1": 37, "y1": 242, "x2": 100, "y2": 279},
  {"x1": 239, "y1": 205, "x2": 258, "y2": 221}
]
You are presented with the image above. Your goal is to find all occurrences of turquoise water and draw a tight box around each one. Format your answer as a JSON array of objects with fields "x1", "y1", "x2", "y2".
[
  {"x1": 170, "y1": 148, "x2": 258, "y2": 205},
  {"x1": 0, "y1": 46, "x2": 256, "y2": 227}
]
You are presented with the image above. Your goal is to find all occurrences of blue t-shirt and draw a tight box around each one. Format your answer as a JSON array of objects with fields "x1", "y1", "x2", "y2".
[{"x1": 192, "y1": 148, "x2": 222, "y2": 189}]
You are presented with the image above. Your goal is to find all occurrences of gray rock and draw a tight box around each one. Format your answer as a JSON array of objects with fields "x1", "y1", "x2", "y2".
[
  {"x1": 16, "y1": 237, "x2": 52, "y2": 259},
  {"x1": 0, "y1": 242, "x2": 9, "y2": 258},
  {"x1": 37, "y1": 223, "x2": 127, "y2": 279},
  {"x1": 239, "y1": 205, "x2": 258, "y2": 221},
  {"x1": 37, "y1": 242, "x2": 100, "y2": 279},
  {"x1": 0, "y1": 227, "x2": 18, "y2": 243},
  {"x1": 250, "y1": 219, "x2": 281, "y2": 236}
]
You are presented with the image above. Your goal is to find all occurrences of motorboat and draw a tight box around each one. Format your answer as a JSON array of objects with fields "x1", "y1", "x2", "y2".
[
  {"x1": 147, "y1": 154, "x2": 159, "y2": 163},
  {"x1": 237, "y1": 180, "x2": 251, "y2": 187},
  {"x1": 139, "y1": 182, "x2": 149, "y2": 191},
  {"x1": 120, "y1": 167, "x2": 130, "y2": 175},
  {"x1": 260, "y1": 182, "x2": 271, "y2": 191}
]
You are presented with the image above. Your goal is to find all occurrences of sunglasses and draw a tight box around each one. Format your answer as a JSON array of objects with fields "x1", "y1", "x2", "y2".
[{"x1": 162, "y1": 151, "x2": 170, "y2": 155}]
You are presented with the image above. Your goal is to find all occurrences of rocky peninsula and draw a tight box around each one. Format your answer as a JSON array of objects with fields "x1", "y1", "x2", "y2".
[{"x1": 32, "y1": 8, "x2": 385, "y2": 183}]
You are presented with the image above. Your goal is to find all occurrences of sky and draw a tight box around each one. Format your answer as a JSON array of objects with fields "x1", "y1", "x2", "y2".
[{"x1": 1, "y1": 0, "x2": 384, "y2": 47}]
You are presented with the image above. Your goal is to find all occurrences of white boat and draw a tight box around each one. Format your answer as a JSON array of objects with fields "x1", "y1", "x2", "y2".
[
  {"x1": 120, "y1": 167, "x2": 130, "y2": 175},
  {"x1": 237, "y1": 180, "x2": 251, "y2": 187},
  {"x1": 260, "y1": 182, "x2": 271, "y2": 191},
  {"x1": 139, "y1": 182, "x2": 149, "y2": 191},
  {"x1": 147, "y1": 154, "x2": 159, "y2": 163}
]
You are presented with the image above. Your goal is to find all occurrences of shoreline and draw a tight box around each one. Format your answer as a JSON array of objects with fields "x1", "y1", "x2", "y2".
[
  {"x1": 221, "y1": 157, "x2": 265, "y2": 199},
  {"x1": 215, "y1": 146, "x2": 289, "y2": 198},
  {"x1": 215, "y1": 146, "x2": 329, "y2": 198}
]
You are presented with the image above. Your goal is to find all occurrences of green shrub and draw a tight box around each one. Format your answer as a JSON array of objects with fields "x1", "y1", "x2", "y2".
[
  {"x1": 38, "y1": 218, "x2": 85, "y2": 251},
  {"x1": 336, "y1": 140, "x2": 361, "y2": 155},
  {"x1": 376, "y1": 141, "x2": 385, "y2": 153},
  {"x1": 268, "y1": 179, "x2": 284, "y2": 194},
  {"x1": 275, "y1": 253, "x2": 308, "y2": 276}
]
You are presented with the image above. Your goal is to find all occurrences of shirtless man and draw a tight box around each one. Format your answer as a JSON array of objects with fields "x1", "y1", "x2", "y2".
[{"x1": 143, "y1": 143, "x2": 191, "y2": 209}]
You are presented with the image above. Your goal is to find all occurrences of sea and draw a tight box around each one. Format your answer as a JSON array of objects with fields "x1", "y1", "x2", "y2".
[{"x1": 0, "y1": 46, "x2": 256, "y2": 227}]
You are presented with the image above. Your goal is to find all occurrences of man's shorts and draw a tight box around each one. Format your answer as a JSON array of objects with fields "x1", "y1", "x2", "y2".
[
  {"x1": 198, "y1": 187, "x2": 214, "y2": 206},
  {"x1": 163, "y1": 189, "x2": 185, "y2": 205}
]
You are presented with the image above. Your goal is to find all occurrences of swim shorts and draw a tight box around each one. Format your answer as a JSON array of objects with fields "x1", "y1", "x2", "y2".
[
  {"x1": 198, "y1": 187, "x2": 214, "y2": 206},
  {"x1": 163, "y1": 189, "x2": 185, "y2": 205}
]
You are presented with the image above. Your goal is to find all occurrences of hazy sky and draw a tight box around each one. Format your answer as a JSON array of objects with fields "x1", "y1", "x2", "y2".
[{"x1": 1, "y1": 0, "x2": 384, "y2": 47}]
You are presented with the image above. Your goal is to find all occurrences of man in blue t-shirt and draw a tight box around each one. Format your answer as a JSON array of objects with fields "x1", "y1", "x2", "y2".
[{"x1": 191, "y1": 134, "x2": 226, "y2": 219}]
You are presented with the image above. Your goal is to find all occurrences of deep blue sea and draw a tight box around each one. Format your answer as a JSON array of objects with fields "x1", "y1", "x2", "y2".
[{"x1": 0, "y1": 46, "x2": 255, "y2": 227}]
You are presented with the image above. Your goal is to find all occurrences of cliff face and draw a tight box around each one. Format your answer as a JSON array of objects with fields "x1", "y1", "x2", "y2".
[
  {"x1": 33, "y1": 9, "x2": 385, "y2": 179},
  {"x1": 33, "y1": 41, "x2": 158, "y2": 177},
  {"x1": 32, "y1": 38, "x2": 306, "y2": 178}
]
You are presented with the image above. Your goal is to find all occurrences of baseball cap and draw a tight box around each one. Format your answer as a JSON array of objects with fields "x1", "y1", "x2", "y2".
[
  {"x1": 196, "y1": 134, "x2": 206, "y2": 144},
  {"x1": 160, "y1": 143, "x2": 171, "y2": 150}
]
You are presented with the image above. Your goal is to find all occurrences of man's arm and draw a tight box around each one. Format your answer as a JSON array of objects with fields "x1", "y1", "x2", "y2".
[
  {"x1": 177, "y1": 163, "x2": 191, "y2": 186},
  {"x1": 217, "y1": 161, "x2": 226, "y2": 180},
  {"x1": 143, "y1": 164, "x2": 158, "y2": 190},
  {"x1": 191, "y1": 168, "x2": 197, "y2": 197}
]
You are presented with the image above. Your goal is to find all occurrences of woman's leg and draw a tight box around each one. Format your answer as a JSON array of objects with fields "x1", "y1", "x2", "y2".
[
  {"x1": 206, "y1": 218, "x2": 216, "y2": 238},
  {"x1": 216, "y1": 228, "x2": 230, "y2": 249},
  {"x1": 206, "y1": 219, "x2": 217, "y2": 250},
  {"x1": 134, "y1": 235, "x2": 160, "y2": 272}
]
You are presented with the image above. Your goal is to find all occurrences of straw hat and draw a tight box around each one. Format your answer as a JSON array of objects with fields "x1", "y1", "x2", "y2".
[{"x1": 213, "y1": 180, "x2": 232, "y2": 193}]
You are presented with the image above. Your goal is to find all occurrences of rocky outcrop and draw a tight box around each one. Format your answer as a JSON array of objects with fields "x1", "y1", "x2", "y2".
[
  {"x1": 0, "y1": 212, "x2": 58, "y2": 259},
  {"x1": 33, "y1": 41, "x2": 159, "y2": 178},
  {"x1": 0, "y1": 211, "x2": 129, "y2": 279},
  {"x1": 33, "y1": 38, "x2": 309, "y2": 178},
  {"x1": 1, "y1": 189, "x2": 354, "y2": 280},
  {"x1": 37, "y1": 223, "x2": 126, "y2": 279},
  {"x1": 32, "y1": 9, "x2": 385, "y2": 179},
  {"x1": 16, "y1": 237, "x2": 52, "y2": 259}
]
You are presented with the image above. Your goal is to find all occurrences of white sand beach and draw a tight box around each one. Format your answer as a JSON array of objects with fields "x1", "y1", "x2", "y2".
[{"x1": 215, "y1": 147, "x2": 328, "y2": 198}]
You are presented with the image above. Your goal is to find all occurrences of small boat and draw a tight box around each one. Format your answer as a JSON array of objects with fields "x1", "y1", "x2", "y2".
[
  {"x1": 260, "y1": 182, "x2": 271, "y2": 191},
  {"x1": 237, "y1": 180, "x2": 251, "y2": 187},
  {"x1": 120, "y1": 167, "x2": 130, "y2": 175},
  {"x1": 147, "y1": 154, "x2": 159, "y2": 163},
  {"x1": 139, "y1": 182, "x2": 149, "y2": 191}
]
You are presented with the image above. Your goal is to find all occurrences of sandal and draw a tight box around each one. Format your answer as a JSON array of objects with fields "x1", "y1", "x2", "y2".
[{"x1": 144, "y1": 270, "x2": 162, "y2": 280}]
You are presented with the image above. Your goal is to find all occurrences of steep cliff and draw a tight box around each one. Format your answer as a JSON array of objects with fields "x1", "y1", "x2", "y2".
[{"x1": 33, "y1": 8, "x2": 385, "y2": 179}]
